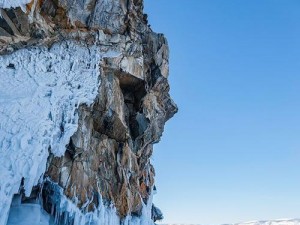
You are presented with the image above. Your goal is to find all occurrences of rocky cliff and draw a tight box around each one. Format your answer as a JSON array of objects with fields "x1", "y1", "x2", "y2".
[{"x1": 0, "y1": 0, "x2": 177, "y2": 224}]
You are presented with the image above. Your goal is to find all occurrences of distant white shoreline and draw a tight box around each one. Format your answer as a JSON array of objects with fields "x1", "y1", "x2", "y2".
[{"x1": 157, "y1": 218, "x2": 300, "y2": 225}]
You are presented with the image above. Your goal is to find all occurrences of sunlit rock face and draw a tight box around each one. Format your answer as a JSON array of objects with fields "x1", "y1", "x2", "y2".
[{"x1": 0, "y1": 0, "x2": 177, "y2": 224}]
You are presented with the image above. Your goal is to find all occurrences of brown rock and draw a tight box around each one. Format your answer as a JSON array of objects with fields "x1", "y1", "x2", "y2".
[{"x1": 1, "y1": 0, "x2": 177, "y2": 221}]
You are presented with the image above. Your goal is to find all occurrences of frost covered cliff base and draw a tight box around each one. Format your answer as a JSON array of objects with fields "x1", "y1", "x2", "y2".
[{"x1": 0, "y1": 0, "x2": 177, "y2": 224}]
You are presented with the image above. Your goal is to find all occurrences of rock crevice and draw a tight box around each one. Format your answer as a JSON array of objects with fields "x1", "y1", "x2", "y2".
[{"x1": 0, "y1": 0, "x2": 177, "y2": 224}]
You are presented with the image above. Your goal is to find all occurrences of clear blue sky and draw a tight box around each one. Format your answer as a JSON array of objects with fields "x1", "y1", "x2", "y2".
[{"x1": 144, "y1": 1, "x2": 300, "y2": 224}]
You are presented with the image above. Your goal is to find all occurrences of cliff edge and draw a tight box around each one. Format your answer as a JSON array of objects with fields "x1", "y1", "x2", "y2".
[{"x1": 0, "y1": 0, "x2": 177, "y2": 224}]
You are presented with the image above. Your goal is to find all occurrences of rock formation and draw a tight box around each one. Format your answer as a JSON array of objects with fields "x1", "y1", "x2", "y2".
[{"x1": 0, "y1": 0, "x2": 177, "y2": 224}]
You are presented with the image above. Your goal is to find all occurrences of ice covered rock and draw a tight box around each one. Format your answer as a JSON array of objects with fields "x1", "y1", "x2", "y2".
[
  {"x1": 0, "y1": 40, "x2": 119, "y2": 225},
  {"x1": 0, "y1": 0, "x2": 31, "y2": 9},
  {"x1": 0, "y1": 0, "x2": 177, "y2": 224}
]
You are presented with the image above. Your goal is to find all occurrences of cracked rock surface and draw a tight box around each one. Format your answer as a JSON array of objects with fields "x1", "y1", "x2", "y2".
[{"x1": 0, "y1": 0, "x2": 177, "y2": 222}]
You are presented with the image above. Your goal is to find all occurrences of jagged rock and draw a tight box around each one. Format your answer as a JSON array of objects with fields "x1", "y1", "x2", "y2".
[
  {"x1": 0, "y1": 0, "x2": 177, "y2": 223},
  {"x1": 151, "y1": 204, "x2": 163, "y2": 222}
]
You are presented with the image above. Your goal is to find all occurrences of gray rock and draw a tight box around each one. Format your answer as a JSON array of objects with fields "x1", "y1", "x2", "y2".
[{"x1": 0, "y1": 0, "x2": 177, "y2": 221}]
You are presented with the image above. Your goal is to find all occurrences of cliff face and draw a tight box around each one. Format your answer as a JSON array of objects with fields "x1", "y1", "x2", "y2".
[{"x1": 0, "y1": 0, "x2": 177, "y2": 224}]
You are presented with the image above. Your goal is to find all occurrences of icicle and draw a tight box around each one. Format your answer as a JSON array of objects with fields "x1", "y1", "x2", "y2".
[
  {"x1": 51, "y1": 203, "x2": 55, "y2": 217},
  {"x1": 39, "y1": 179, "x2": 158, "y2": 225}
]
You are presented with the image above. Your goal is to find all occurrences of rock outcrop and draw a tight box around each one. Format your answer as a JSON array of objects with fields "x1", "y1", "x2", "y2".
[{"x1": 0, "y1": 0, "x2": 177, "y2": 224}]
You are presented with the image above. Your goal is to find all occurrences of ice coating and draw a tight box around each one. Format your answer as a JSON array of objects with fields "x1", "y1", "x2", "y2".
[
  {"x1": 7, "y1": 180, "x2": 156, "y2": 225},
  {"x1": 45, "y1": 181, "x2": 156, "y2": 225},
  {"x1": 0, "y1": 0, "x2": 31, "y2": 9},
  {"x1": 0, "y1": 40, "x2": 119, "y2": 225}
]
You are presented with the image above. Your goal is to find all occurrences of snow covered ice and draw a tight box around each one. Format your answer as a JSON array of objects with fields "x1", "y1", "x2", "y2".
[{"x1": 232, "y1": 219, "x2": 300, "y2": 225}]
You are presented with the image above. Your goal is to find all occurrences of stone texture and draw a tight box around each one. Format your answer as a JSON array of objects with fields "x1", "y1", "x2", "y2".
[{"x1": 0, "y1": 0, "x2": 177, "y2": 220}]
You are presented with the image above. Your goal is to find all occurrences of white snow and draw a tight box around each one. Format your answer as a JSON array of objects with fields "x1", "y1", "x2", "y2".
[
  {"x1": 233, "y1": 219, "x2": 300, "y2": 225},
  {"x1": 0, "y1": 40, "x2": 119, "y2": 225},
  {"x1": 0, "y1": 0, "x2": 31, "y2": 9},
  {"x1": 160, "y1": 220, "x2": 300, "y2": 225}
]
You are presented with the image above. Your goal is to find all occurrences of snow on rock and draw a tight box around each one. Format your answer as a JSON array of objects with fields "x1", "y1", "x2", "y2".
[
  {"x1": 0, "y1": 0, "x2": 31, "y2": 9},
  {"x1": 0, "y1": 40, "x2": 119, "y2": 225}
]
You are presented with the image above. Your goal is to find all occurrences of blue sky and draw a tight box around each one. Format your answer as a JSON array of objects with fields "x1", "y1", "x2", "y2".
[{"x1": 144, "y1": 1, "x2": 300, "y2": 224}]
